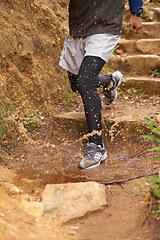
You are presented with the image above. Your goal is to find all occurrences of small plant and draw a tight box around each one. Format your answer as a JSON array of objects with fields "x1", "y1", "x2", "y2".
[
  {"x1": 135, "y1": 183, "x2": 143, "y2": 201},
  {"x1": 147, "y1": 175, "x2": 160, "y2": 198},
  {"x1": 126, "y1": 88, "x2": 147, "y2": 100},
  {"x1": 127, "y1": 88, "x2": 137, "y2": 97},
  {"x1": 141, "y1": 117, "x2": 160, "y2": 216},
  {"x1": 22, "y1": 116, "x2": 42, "y2": 130},
  {"x1": 149, "y1": 69, "x2": 160, "y2": 78},
  {"x1": 64, "y1": 92, "x2": 74, "y2": 107},
  {"x1": 142, "y1": 117, "x2": 160, "y2": 154},
  {"x1": 113, "y1": 45, "x2": 120, "y2": 54},
  {"x1": 126, "y1": 27, "x2": 130, "y2": 34}
]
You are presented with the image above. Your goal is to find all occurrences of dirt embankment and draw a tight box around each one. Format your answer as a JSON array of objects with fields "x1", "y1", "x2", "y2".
[{"x1": 0, "y1": 0, "x2": 69, "y2": 120}]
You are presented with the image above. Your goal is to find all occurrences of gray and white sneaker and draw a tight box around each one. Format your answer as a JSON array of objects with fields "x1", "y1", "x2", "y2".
[
  {"x1": 103, "y1": 71, "x2": 123, "y2": 106},
  {"x1": 78, "y1": 142, "x2": 107, "y2": 169}
]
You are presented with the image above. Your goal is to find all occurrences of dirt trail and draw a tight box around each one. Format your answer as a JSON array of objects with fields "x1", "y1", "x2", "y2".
[{"x1": 0, "y1": 91, "x2": 160, "y2": 240}]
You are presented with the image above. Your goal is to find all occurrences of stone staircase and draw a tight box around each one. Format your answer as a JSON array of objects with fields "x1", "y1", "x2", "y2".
[
  {"x1": 108, "y1": 5, "x2": 160, "y2": 93},
  {"x1": 54, "y1": 4, "x2": 160, "y2": 128}
]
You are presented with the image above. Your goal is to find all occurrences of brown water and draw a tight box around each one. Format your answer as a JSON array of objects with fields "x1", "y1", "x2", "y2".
[{"x1": 2, "y1": 116, "x2": 159, "y2": 190}]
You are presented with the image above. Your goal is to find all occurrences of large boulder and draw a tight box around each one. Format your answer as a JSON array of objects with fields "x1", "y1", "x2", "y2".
[{"x1": 42, "y1": 182, "x2": 107, "y2": 222}]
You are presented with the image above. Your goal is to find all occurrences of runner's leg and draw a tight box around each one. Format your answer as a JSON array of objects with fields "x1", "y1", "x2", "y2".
[
  {"x1": 77, "y1": 56, "x2": 106, "y2": 145},
  {"x1": 67, "y1": 71, "x2": 79, "y2": 93}
]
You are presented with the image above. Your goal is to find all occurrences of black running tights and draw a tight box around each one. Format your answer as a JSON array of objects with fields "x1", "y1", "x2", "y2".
[{"x1": 68, "y1": 56, "x2": 112, "y2": 145}]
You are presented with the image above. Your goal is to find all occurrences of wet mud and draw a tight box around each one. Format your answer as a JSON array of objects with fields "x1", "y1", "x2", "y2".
[{"x1": 1, "y1": 114, "x2": 159, "y2": 190}]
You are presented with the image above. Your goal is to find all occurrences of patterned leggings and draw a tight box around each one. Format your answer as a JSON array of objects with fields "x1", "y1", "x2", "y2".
[{"x1": 68, "y1": 56, "x2": 112, "y2": 145}]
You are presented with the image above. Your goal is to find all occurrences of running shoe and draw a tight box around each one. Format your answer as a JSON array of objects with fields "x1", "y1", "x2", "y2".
[
  {"x1": 103, "y1": 71, "x2": 123, "y2": 106},
  {"x1": 78, "y1": 142, "x2": 107, "y2": 169}
]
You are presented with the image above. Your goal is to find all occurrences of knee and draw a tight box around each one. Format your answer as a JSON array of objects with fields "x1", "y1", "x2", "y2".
[
  {"x1": 77, "y1": 74, "x2": 97, "y2": 96},
  {"x1": 77, "y1": 76, "x2": 88, "y2": 95}
]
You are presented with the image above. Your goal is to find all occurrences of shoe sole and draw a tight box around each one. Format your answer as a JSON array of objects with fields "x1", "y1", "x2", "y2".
[
  {"x1": 104, "y1": 71, "x2": 123, "y2": 106},
  {"x1": 105, "y1": 89, "x2": 117, "y2": 106},
  {"x1": 84, "y1": 152, "x2": 107, "y2": 170}
]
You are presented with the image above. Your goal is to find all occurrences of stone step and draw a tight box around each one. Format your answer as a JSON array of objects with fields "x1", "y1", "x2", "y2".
[
  {"x1": 54, "y1": 78, "x2": 160, "y2": 124},
  {"x1": 153, "y1": 7, "x2": 160, "y2": 21},
  {"x1": 55, "y1": 109, "x2": 160, "y2": 127},
  {"x1": 54, "y1": 99, "x2": 160, "y2": 140},
  {"x1": 108, "y1": 54, "x2": 160, "y2": 74},
  {"x1": 118, "y1": 39, "x2": 160, "y2": 55},
  {"x1": 126, "y1": 55, "x2": 160, "y2": 72},
  {"x1": 122, "y1": 76, "x2": 160, "y2": 95},
  {"x1": 122, "y1": 22, "x2": 160, "y2": 39}
]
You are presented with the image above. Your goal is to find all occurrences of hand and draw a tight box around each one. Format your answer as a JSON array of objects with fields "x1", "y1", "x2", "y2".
[{"x1": 129, "y1": 15, "x2": 142, "y2": 33}]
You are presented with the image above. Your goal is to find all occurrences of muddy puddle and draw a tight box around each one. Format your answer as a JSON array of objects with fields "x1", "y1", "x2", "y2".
[
  {"x1": 11, "y1": 141, "x2": 160, "y2": 192},
  {"x1": 14, "y1": 145, "x2": 158, "y2": 185},
  {"x1": 1, "y1": 115, "x2": 159, "y2": 191}
]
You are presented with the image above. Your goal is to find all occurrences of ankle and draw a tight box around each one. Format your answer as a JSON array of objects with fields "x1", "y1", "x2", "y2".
[{"x1": 89, "y1": 141, "x2": 103, "y2": 148}]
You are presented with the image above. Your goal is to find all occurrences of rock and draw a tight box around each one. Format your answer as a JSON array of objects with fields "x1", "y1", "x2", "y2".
[
  {"x1": 42, "y1": 182, "x2": 107, "y2": 223},
  {"x1": 0, "y1": 180, "x2": 22, "y2": 196},
  {"x1": 21, "y1": 200, "x2": 44, "y2": 218},
  {"x1": 116, "y1": 49, "x2": 124, "y2": 55}
]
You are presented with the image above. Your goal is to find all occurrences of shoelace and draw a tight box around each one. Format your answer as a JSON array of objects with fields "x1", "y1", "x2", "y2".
[{"x1": 84, "y1": 145, "x2": 95, "y2": 158}]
